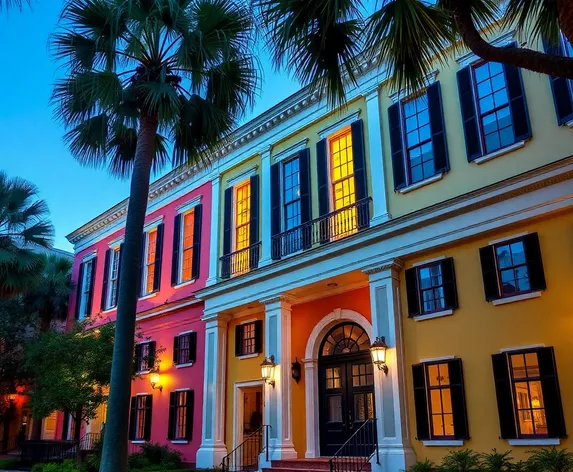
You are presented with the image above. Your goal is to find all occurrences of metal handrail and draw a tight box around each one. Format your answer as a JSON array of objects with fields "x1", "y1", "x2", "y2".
[
  {"x1": 272, "y1": 197, "x2": 372, "y2": 259},
  {"x1": 221, "y1": 426, "x2": 265, "y2": 472},
  {"x1": 329, "y1": 418, "x2": 379, "y2": 472},
  {"x1": 220, "y1": 242, "x2": 261, "y2": 279}
]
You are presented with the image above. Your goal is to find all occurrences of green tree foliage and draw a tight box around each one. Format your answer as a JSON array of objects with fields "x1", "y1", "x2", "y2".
[{"x1": 258, "y1": 0, "x2": 573, "y2": 106}]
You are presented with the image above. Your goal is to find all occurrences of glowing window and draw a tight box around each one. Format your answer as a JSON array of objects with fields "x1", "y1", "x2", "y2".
[
  {"x1": 330, "y1": 131, "x2": 356, "y2": 237},
  {"x1": 426, "y1": 362, "x2": 455, "y2": 438},
  {"x1": 144, "y1": 229, "x2": 157, "y2": 295},
  {"x1": 181, "y1": 210, "x2": 195, "y2": 283},
  {"x1": 234, "y1": 181, "x2": 251, "y2": 273}
]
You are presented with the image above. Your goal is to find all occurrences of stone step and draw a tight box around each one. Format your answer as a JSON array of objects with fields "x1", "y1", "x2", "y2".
[{"x1": 265, "y1": 458, "x2": 371, "y2": 472}]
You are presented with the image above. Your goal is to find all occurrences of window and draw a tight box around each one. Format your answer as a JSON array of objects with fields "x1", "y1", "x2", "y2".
[
  {"x1": 181, "y1": 210, "x2": 195, "y2": 283},
  {"x1": 479, "y1": 233, "x2": 547, "y2": 302},
  {"x1": 62, "y1": 412, "x2": 76, "y2": 440},
  {"x1": 173, "y1": 332, "x2": 197, "y2": 366},
  {"x1": 129, "y1": 394, "x2": 152, "y2": 442},
  {"x1": 76, "y1": 257, "x2": 96, "y2": 320},
  {"x1": 403, "y1": 94, "x2": 433, "y2": 184},
  {"x1": 135, "y1": 341, "x2": 155, "y2": 373},
  {"x1": 330, "y1": 130, "x2": 356, "y2": 228},
  {"x1": 140, "y1": 224, "x2": 164, "y2": 296},
  {"x1": 405, "y1": 258, "x2": 458, "y2": 318},
  {"x1": 144, "y1": 229, "x2": 157, "y2": 295},
  {"x1": 473, "y1": 61, "x2": 515, "y2": 154},
  {"x1": 412, "y1": 359, "x2": 469, "y2": 442},
  {"x1": 235, "y1": 320, "x2": 263, "y2": 357},
  {"x1": 168, "y1": 390, "x2": 194, "y2": 441},
  {"x1": 283, "y1": 158, "x2": 301, "y2": 231},
  {"x1": 234, "y1": 181, "x2": 251, "y2": 273},
  {"x1": 105, "y1": 247, "x2": 121, "y2": 309},
  {"x1": 492, "y1": 347, "x2": 565, "y2": 440}
]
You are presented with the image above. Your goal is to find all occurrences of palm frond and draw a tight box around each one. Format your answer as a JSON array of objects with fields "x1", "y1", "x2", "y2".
[
  {"x1": 64, "y1": 113, "x2": 109, "y2": 166},
  {"x1": 0, "y1": 0, "x2": 29, "y2": 12},
  {"x1": 503, "y1": 0, "x2": 560, "y2": 46}
]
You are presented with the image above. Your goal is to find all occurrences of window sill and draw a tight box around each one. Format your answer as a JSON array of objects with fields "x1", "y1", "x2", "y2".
[
  {"x1": 171, "y1": 440, "x2": 189, "y2": 445},
  {"x1": 508, "y1": 438, "x2": 560, "y2": 446},
  {"x1": 139, "y1": 292, "x2": 157, "y2": 301},
  {"x1": 101, "y1": 307, "x2": 117, "y2": 314},
  {"x1": 413, "y1": 309, "x2": 454, "y2": 322},
  {"x1": 473, "y1": 141, "x2": 525, "y2": 165},
  {"x1": 492, "y1": 291, "x2": 542, "y2": 306},
  {"x1": 175, "y1": 362, "x2": 194, "y2": 369},
  {"x1": 566, "y1": 118, "x2": 573, "y2": 128},
  {"x1": 422, "y1": 440, "x2": 464, "y2": 447},
  {"x1": 173, "y1": 279, "x2": 196, "y2": 289},
  {"x1": 131, "y1": 440, "x2": 145, "y2": 444},
  {"x1": 398, "y1": 173, "x2": 444, "y2": 194},
  {"x1": 137, "y1": 370, "x2": 151, "y2": 376},
  {"x1": 237, "y1": 353, "x2": 260, "y2": 360}
]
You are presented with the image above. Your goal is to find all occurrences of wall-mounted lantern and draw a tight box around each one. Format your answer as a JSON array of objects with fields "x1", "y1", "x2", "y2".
[
  {"x1": 150, "y1": 370, "x2": 163, "y2": 392},
  {"x1": 291, "y1": 358, "x2": 302, "y2": 383},
  {"x1": 261, "y1": 356, "x2": 276, "y2": 388},
  {"x1": 370, "y1": 336, "x2": 389, "y2": 375}
]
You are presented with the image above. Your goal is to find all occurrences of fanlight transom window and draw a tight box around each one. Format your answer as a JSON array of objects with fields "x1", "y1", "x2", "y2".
[{"x1": 320, "y1": 323, "x2": 370, "y2": 357}]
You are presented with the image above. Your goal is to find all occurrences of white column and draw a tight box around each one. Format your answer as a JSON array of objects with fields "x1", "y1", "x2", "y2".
[
  {"x1": 261, "y1": 296, "x2": 297, "y2": 460},
  {"x1": 259, "y1": 146, "x2": 273, "y2": 267},
  {"x1": 364, "y1": 260, "x2": 416, "y2": 472},
  {"x1": 206, "y1": 174, "x2": 221, "y2": 286},
  {"x1": 196, "y1": 314, "x2": 230, "y2": 468},
  {"x1": 302, "y1": 358, "x2": 319, "y2": 458},
  {"x1": 364, "y1": 86, "x2": 390, "y2": 225}
]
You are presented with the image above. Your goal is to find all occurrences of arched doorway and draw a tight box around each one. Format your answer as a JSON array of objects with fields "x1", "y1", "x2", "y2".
[{"x1": 318, "y1": 322, "x2": 375, "y2": 456}]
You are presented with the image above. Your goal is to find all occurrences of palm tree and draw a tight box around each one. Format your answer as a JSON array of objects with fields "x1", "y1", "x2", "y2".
[
  {"x1": 258, "y1": 0, "x2": 573, "y2": 106},
  {"x1": 0, "y1": 172, "x2": 54, "y2": 298},
  {"x1": 0, "y1": 0, "x2": 29, "y2": 10},
  {"x1": 52, "y1": 1, "x2": 258, "y2": 470}
]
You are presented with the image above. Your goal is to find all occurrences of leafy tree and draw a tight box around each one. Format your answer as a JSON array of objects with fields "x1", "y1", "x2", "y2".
[
  {"x1": 258, "y1": 0, "x2": 573, "y2": 106},
  {"x1": 52, "y1": 1, "x2": 258, "y2": 469},
  {"x1": 0, "y1": 172, "x2": 54, "y2": 298}
]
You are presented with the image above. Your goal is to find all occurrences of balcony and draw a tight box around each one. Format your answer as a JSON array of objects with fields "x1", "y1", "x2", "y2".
[
  {"x1": 272, "y1": 197, "x2": 372, "y2": 259},
  {"x1": 220, "y1": 242, "x2": 261, "y2": 279}
]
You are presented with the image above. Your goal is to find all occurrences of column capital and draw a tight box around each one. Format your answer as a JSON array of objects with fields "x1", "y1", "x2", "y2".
[
  {"x1": 260, "y1": 294, "x2": 297, "y2": 308},
  {"x1": 257, "y1": 144, "x2": 273, "y2": 159},
  {"x1": 362, "y1": 84, "x2": 381, "y2": 101},
  {"x1": 201, "y1": 312, "x2": 232, "y2": 326},
  {"x1": 362, "y1": 258, "x2": 404, "y2": 277}
]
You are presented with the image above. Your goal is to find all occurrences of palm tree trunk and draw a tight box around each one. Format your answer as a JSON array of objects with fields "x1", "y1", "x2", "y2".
[
  {"x1": 99, "y1": 115, "x2": 158, "y2": 472},
  {"x1": 558, "y1": 0, "x2": 573, "y2": 46},
  {"x1": 452, "y1": 2, "x2": 573, "y2": 80}
]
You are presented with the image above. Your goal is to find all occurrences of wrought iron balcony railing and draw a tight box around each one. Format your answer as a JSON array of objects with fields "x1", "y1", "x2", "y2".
[
  {"x1": 329, "y1": 418, "x2": 379, "y2": 472},
  {"x1": 220, "y1": 242, "x2": 261, "y2": 279},
  {"x1": 272, "y1": 197, "x2": 372, "y2": 259}
]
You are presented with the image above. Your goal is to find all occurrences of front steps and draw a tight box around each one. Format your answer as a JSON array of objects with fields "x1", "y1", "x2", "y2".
[{"x1": 263, "y1": 457, "x2": 371, "y2": 472}]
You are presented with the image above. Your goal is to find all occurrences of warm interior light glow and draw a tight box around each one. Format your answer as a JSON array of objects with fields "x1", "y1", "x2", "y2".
[
  {"x1": 260, "y1": 356, "x2": 276, "y2": 387},
  {"x1": 8, "y1": 393, "x2": 16, "y2": 402},
  {"x1": 150, "y1": 372, "x2": 160, "y2": 386},
  {"x1": 370, "y1": 337, "x2": 389, "y2": 374}
]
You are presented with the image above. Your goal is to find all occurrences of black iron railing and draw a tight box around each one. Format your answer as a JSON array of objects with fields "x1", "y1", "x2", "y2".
[
  {"x1": 221, "y1": 425, "x2": 267, "y2": 472},
  {"x1": 80, "y1": 432, "x2": 102, "y2": 451},
  {"x1": 220, "y1": 242, "x2": 261, "y2": 279},
  {"x1": 329, "y1": 418, "x2": 379, "y2": 472},
  {"x1": 0, "y1": 434, "x2": 20, "y2": 453},
  {"x1": 21, "y1": 440, "x2": 79, "y2": 463},
  {"x1": 272, "y1": 198, "x2": 371, "y2": 259}
]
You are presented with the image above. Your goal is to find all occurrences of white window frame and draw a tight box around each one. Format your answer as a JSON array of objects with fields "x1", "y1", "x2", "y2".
[
  {"x1": 78, "y1": 254, "x2": 96, "y2": 320},
  {"x1": 326, "y1": 125, "x2": 356, "y2": 214},
  {"x1": 280, "y1": 155, "x2": 303, "y2": 233},
  {"x1": 136, "y1": 341, "x2": 153, "y2": 374},
  {"x1": 177, "y1": 207, "x2": 198, "y2": 285},
  {"x1": 141, "y1": 227, "x2": 159, "y2": 298},
  {"x1": 172, "y1": 389, "x2": 191, "y2": 441},
  {"x1": 133, "y1": 393, "x2": 148, "y2": 442},
  {"x1": 105, "y1": 244, "x2": 121, "y2": 310},
  {"x1": 174, "y1": 331, "x2": 195, "y2": 368},
  {"x1": 231, "y1": 179, "x2": 252, "y2": 254}
]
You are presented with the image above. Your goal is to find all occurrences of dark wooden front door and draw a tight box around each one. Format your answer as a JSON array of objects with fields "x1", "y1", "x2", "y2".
[{"x1": 318, "y1": 322, "x2": 375, "y2": 456}]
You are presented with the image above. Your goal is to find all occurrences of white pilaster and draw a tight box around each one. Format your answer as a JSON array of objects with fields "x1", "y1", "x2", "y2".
[
  {"x1": 364, "y1": 260, "x2": 416, "y2": 472},
  {"x1": 206, "y1": 174, "x2": 221, "y2": 286},
  {"x1": 261, "y1": 295, "x2": 297, "y2": 460},
  {"x1": 364, "y1": 86, "x2": 390, "y2": 225},
  {"x1": 302, "y1": 358, "x2": 319, "y2": 458},
  {"x1": 196, "y1": 314, "x2": 230, "y2": 468},
  {"x1": 259, "y1": 147, "x2": 273, "y2": 267}
]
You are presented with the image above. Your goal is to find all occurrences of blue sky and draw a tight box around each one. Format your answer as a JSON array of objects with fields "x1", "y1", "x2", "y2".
[{"x1": 0, "y1": 1, "x2": 300, "y2": 252}]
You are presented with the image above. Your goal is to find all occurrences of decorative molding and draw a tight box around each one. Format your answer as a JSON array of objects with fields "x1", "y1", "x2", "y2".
[
  {"x1": 362, "y1": 258, "x2": 405, "y2": 275},
  {"x1": 413, "y1": 309, "x2": 454, "y2": 322},
  {"x1": 259, "y1": 294, "x2": 297, "y2": 306},
  {"x1": 108, "y1": 236, "x2": 123, "y2": 248},
  {"x1": 81, "y1": 251, "x2": 97, "y2": 262},
  {"x1": 272, "y1": 138, "x2": 309, "y2": 163},
  {"x1": 508, "y1": 439, "x2": 560, "y2": 446},
  {"x1": 492, "y1": 291, "x2": 542, "y2": 306},
  {"x1": 362, "y1": 84, "x2": 381, "y2": 100},
  {"x1": 227, "y1": 165, "x2": 259, "y2": 188},
  {"x1": 473, "y1": 141, "x2": 526, "y2": 165},
  {"x1": 398, "y1": 173, "x2": 444, "y2": 194},
  {"x1": 318, "y1": 110, "x2": 361, "y2": 139},
  {"x1": 176, "y1": 195, "x2": 202, "y2": 214},
  {"x1": 201, "y1": 312, "x2": 232, "y2": 323},
  {"x1": 143, "y1": 216, "x2": 163, "y2": 231},
  {"x1": 419, "y1": 355, "x2": 456, "y2": 364},
  {"x1": 500, "y1": 344, "x2": 545, "y2": 353},
  {"x1": 413, "y1": 256, "x2": 447, "y2": 267},
  {"x1": 389, "y1": 70, "x2": 439, "y2": 103},
  {"x1": 488, "y1": 232, "x2": 529, "y2": 246},
  {"x1": 457, "y1": 31, "x2": 516, "y2": 66}
]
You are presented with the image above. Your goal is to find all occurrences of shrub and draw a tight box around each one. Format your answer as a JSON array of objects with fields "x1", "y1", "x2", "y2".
[
  {"x1": 0, "y1": 458, "x2": 21, "y2": 469},
  {"x1": 33, "y1": 460, "x2": 80, "y2": 472},
  {"x1": 127, "y1": 443, "x2": 183, "y2": 470},
  {"x1": 408, "y1": 459, "x2": 436, "y2": 472},
  {"x1": 440, "y1": 449, "x2": 481, "y2": 472},
  {"x1": 528, "y1": 448, "x2": 573, "y2": 472},
  {"x1": 482, "y1": 450, "x2": 514, "y2": 472}
]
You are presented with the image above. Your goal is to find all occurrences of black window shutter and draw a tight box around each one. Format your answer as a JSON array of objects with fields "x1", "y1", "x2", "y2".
[
  {"x1": 143, "y1": 395, "x2": 153, "y2": 441},
  {"x1": 173, "y1": 336, "x2": 180, "y2": 364},
  {"x1": 86, "y1": 257, "x2": 97, "y2": 317},
  {"x1": 388, "y1": 103, "x2": 407, "y2": 190},
  {"x1": 427, "y1": 82, "x2": 450, "y2": 173},
  {"x1": 457, "y1": 67, "x2": 483, "y2": 161},
  {"x1": 254, "y1": 320, "x2": 263, "y2": 354},
  {"x1": 75, "y1": 262, "x2": 85, "y2": 319},
  {"x1": 405, "y1": 267, "x2": 421, "y2": 317},
  {"x1": 249, "y1": 174, "x2": 260, "y2": 269},
  {"x1": 138, "y1": 232, "x2": 146, "y2": 297},
  {"x1": 62, "y1": 412, "x2": 70, "y2": 440},
  {"x1": 188, "y1": 332, "x2": 197, "y2": 363},
  {"x1": 148, "y1": 341, "x2": 156, "y2": 369},
  {"x1": 101, "y1": 249, "x2": 111, "y2": 311},
  {"x1": 448, "y1": 359, "x2": 469, "y2": 440},
  {"x1": 351, "y1": 119, "x2": 368, "y2": 201},
  {"x1": 299, "y1": 148, "x2": 313, "y2": 250},
  {"x1": 543, "y1": 39, "x2": 573, "y2": 125},
  {"x1": 316, "y1": 138, "x2": 329, "y2": 216},
  {"x1": 185, "y1": 390, "x2": 195, "y2": 440},
  {"x1": 412, "y1": 364, "x2": 430, "y2": 440},
  {"x1": 441, "y1": 257, "x2": 459, "y2": 310},
  {"x1": 167, "y1": 392, "x2": 176, "y2": 440},
  {"x1": 153, "y1": 223, "x2": 164, "y2": 292},
  {"x1": 171, "y1": 214, "x2": 181, "y2": 286},
  {"x1": 191, "y1": 204, "x2": 203, "y2": 280},
  {"x1": 479, "y1": 245, "x2": 500, "y2": 301},
  {"x1": 129, "y1": 397, "x2": 137, "y2": 440},
  {"x1": 522, "y1": 233, "x2": 547, "y2": 292},
  {"x1": 134, "y1": 344, "x2": 142, "y2": 372},
  {"x1": 538, "y1": 347, "x2": 566, "y2": 438},
  {"x1": 235, "y1": 325, "x2": 244, "y2": 357},
  {"x1": 116, "y1": 243, "x2": 124, "y2": 295},
  {"x1": 222, "y1": 187, "x2": 233, "y2": 279},
  {"x1": 503, "y1": 59, "x2": 532, "y2": 142},
  {"x1": 491, "y1": 353, "x2": 518, "y2": 439},
  {"x1": 270, "y1": 162, "x2": 281, "y2": 260}
]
